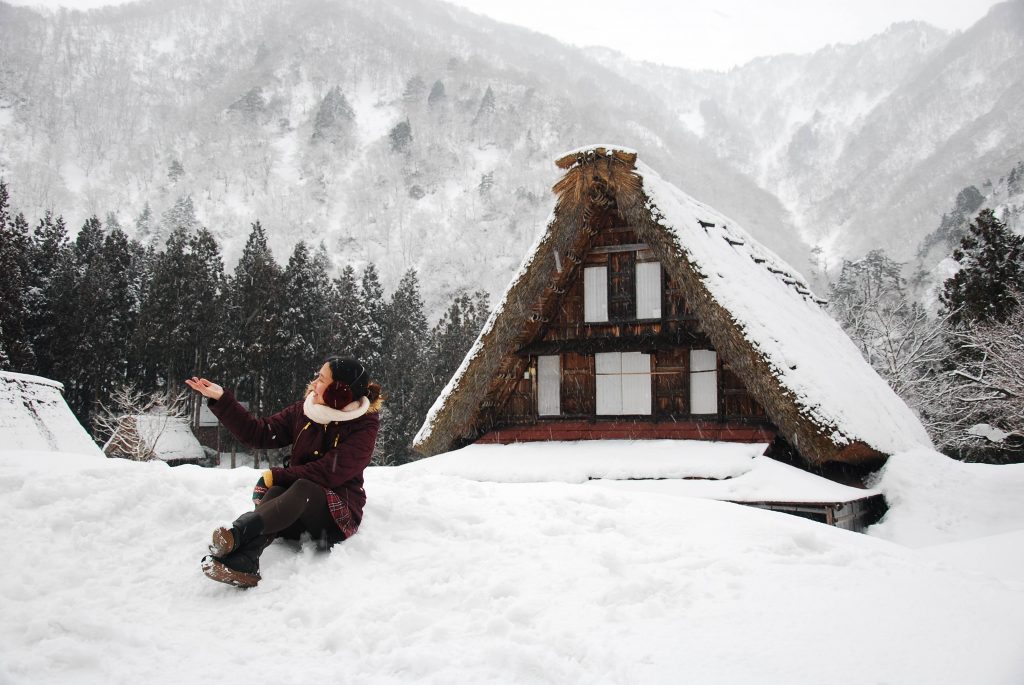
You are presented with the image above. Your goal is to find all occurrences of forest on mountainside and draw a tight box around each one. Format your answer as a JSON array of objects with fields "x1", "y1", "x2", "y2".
[
  {"x1": 0, "y1": 181, "x2": 489, "y2": 464},
  {"x1": 2, "y1": 176, "x2": 1022, "y2": 463}
]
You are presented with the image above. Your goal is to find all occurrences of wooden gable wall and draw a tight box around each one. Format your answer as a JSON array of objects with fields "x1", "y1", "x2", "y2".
[{"x1": 472, "y1": 212, "x2": 771, "y2": 444}]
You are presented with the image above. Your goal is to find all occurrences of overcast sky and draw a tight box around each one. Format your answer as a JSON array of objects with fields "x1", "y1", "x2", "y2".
[
  {"x1": 5, "y1": 0, "x2": 1006, "y2": 70},
  {"x1": 443, "y1": 0, "x2": 1005, "y2": 70}
]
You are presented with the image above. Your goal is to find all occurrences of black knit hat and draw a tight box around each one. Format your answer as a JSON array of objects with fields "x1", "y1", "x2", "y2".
[{"x1": 326, "y1": 357, "x2": 369, "y2": 401}]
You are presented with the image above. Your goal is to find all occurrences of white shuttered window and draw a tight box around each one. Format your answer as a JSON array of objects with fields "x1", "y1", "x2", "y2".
[
  {"x1": 689, "y1": 350, "x2": 718, "y2": 415},
  {"x1": 584, "y1": 266, "x2": 608, "y2": 322},
  {"x1": 596, "y1": 351, "x2": 651, "y2": 415},
  {"x1": 595, "y1": 352, "x2": 622, "y2": 415},
  {"x1": 621, "y1": 352, "x2": 652, "y2": 414},
  {"x1": 537, "y1": 355, "x2": 561, "y2": 416},
  {"x1": 635, "y1": 262, "x2": 662, "y2": 319}
]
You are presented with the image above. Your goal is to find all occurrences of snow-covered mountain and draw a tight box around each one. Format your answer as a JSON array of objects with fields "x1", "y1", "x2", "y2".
[
  {"x1": 2, "y1": 0, "x2": 1023, "y2": 311},
  {"x1": 602, "y1": 1, "x2": 1024, "y2": 271},
  {"x1": 0, "y1": 0, "x2": 795, "y2": 315},
  {"x1": 913, "y1": 158, "x2": 1024, "y2": 307}
]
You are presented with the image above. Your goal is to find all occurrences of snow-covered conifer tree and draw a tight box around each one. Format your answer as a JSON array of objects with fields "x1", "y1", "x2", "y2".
[
  {"x1": 940, "y1": 208, "x2": 1024, "y2": 326},
  {"x1": 220, "y1": 221, "x2": 282, "y2": 415},
  {"x1": 0, "y1": 182, "x2": 35, "y2": 371},
  {"x1": 378, "y1": 268, "x2": 430, "y2": 463},
  {"x1": 311, "y1": 85, "x2": 356, "y2": 144},
  {"x1": 357, "y1": 263, "x2": 386, "y2": 375},
  {"x1": 273, "y1": 241, "x2": 335, "y2": 408},
  {"x1": 427, "y1": 290, "x2": 489, "y2": 401},
  {"x1": 25, "y1": 212, "x2": 73, "y2": 378}
]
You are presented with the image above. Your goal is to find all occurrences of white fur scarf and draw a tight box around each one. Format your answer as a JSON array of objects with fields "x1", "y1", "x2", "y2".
[{"x1": 303, "y1": 392, "x2": 370, "y2": 424}]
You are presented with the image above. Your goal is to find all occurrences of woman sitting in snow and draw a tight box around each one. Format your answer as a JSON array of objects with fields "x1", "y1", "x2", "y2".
[{"x1": 186, "y1": 357, "x2": 383, "y2": 588}]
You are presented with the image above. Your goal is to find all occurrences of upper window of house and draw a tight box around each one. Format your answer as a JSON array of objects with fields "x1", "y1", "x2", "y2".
[
  {"x1": 584, "y1": 266, "x2": 609, "y2": 322},
  {"x1": 584, "y1": 255, "x2": 661, "y2": 322},
  {"x1": 636, "y1": 261, "x2": 662, "y2": 319}
]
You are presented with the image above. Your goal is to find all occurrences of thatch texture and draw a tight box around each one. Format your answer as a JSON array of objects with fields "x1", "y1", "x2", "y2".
[{"x1": 414, "y1": 146, "x2": 932, "y2": 465}]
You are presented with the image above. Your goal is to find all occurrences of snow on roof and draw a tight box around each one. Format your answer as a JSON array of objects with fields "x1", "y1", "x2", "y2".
[
  {"x1": 0, "y1": 371, "x2": 102, "y2": 457},
  {"x1": 404, "y1": 440, "x2": 876, "y2": 504},
  {"x1": 636, "y1": 160, "x2": 932, "y2": 455},
  {"x1": 415, "y1": 145, "x2": 932, "y2": 460}
]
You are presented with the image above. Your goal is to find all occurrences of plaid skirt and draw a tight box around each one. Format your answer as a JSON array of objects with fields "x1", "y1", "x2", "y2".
[{"x1": 325, "y1": 488, "x2": 358, "y2": 539}]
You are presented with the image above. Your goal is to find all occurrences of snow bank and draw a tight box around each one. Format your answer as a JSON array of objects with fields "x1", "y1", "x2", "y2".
[
  {"x1": 0, "y1": 372, "x2": 102, "y2": 457},
  {"x1": 917, "y1": 529, "x2": 1024, "y2": 583},
  {"x1": 867, "y1": 447, "x2": 1024, "y2": 547},
  {"x1": 2, "y1": 450, "x2": 1021, "y2": 684},
  {"x1": 406, "y1": 440, "x2": 875, "y2": 503}
]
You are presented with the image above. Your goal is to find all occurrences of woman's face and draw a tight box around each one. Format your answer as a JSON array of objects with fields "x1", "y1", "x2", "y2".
[{"x1": 312, "y1": 362, "x2": 333, "y2": 405}]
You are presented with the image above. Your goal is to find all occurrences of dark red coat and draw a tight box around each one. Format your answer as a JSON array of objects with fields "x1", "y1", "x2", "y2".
[{"x1": 209, "y1": 390, "x2": 380, "y2": 528}]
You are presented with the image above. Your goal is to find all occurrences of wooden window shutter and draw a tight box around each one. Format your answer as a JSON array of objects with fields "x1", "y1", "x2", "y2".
[
  {"x1": 595, "y1": 352, "x2": 622, "y2": 415},
  {"x1": 596, "y1": 351, "x2": 652, "y2": 415},
  {"x1": 537, "y1": 355, "x2": 561, "y2": 416},
  {"x1": 621, "y1": 351, "x2": 652, "y2": 415},
  {"x1": 584, "y1": 266, "x2": 609, "y2": 322},
  {"x1": 635, "y1": 262, "x2": 662, "y2": 319},
  {"x1": 689, "y1": 350, "x2": 718, "y2": 415}
]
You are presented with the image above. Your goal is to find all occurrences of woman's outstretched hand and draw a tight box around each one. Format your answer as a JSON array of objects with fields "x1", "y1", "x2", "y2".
[{"x1": 185, "y1": 377, "x2": 224, "y2": 400}]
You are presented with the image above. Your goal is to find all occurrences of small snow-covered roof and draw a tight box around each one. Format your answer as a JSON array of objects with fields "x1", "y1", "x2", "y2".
[
  {"x1": 0, "y1": 371, "x2": 103, "y2": 457},
  {"x1": 405, "y1": 440, "x2": 876, "y2": 504},
  {"x1": 414, "y1": 146, "x2": 932, "y2": 465},
  {"x1": 134, "y1": 415, "x2": 205, "y2": 463}
]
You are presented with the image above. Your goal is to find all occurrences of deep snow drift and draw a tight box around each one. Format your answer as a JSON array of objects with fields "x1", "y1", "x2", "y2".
[{"x1": 1, "y1": 446, "x2": 1022, "y2": 685}]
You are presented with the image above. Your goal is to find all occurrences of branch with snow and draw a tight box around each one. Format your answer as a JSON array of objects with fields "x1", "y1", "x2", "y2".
[{"x1": 94, "y1": 386, "x2": 191, "y2": 461}]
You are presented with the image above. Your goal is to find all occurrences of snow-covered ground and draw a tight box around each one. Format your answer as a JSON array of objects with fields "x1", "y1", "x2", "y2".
[{"x1": 1, "y1": 444, "x2": 1022, "y2": 684}]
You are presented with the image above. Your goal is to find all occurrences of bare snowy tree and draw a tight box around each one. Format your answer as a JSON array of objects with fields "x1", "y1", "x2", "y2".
[
  {"x1": 828, "y1": 250, "x2": 948, "y2": 413},
  {"x1": 919, "y1": 294, "x2": 1024, "y2": 462},
  {"x1": 94, "y1": 385, "x2": 190, "y2": 461}
]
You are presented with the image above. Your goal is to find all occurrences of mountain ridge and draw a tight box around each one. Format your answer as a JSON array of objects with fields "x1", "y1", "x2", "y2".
[{"x1": 1, "y1": 0, "x2": 1022, "y2": 312}]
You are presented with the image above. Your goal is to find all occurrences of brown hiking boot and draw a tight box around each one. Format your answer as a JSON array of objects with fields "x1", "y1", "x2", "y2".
[
  {"x1": 209, "y1": 527, "x2": 236, "y2": 557},
  {"x1": 208, "y1": 511, "x2": 264, "y2": 557},
  {"x1": 201, "y1": 555, "x2": 260, "y2": 588},
  {"x1": 201, "y1": 533, "x2": 272, "y2": 589}
]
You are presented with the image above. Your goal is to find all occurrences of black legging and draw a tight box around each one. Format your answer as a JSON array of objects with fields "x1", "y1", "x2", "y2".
[{"x1": 256, "y1": 479, "x2": 344, "y2": 548}]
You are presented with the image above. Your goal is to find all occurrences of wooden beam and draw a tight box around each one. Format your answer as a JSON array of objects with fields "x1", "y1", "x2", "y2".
[{"x1": 590, "y1": 243, "x2": 648, "y2": 254}]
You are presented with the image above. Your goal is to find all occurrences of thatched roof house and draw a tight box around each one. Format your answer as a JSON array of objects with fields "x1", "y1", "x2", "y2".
[
  {"x1": 414, "y1": 145, "x2": 932, "y2": 468},
  {"x1": 0, "y1": 371, "x2": 103, "y2": 457},
  {"x1": 103, "y1": 413, "x2": 207, "y2": 466}
]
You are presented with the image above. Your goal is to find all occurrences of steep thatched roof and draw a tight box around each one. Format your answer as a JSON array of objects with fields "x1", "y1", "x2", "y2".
[
  {"x1": 414, "y1": 145, "x2": 932, "y2": 465},
  {"x1": 0, "y1": 371, "x2": 103, "y2": 457}
]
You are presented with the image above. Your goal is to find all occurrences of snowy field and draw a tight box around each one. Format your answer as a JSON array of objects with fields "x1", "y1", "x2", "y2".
[{"x1": 2, "y1": 445, "x2": 1023, "y2": 684}]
